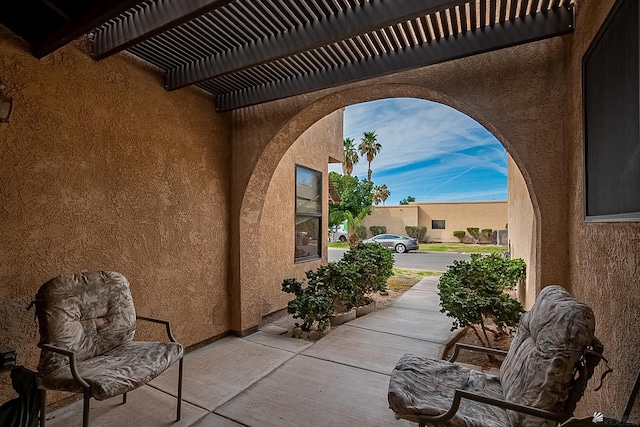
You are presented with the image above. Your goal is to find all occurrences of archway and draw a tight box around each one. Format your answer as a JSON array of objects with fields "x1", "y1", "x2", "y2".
[{"x1": 232, "y1": 83, "x2": 545, "y2": 333}]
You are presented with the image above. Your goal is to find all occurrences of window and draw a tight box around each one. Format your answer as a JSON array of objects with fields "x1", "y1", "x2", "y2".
[
  {"x1": 583, "y1": 0, "x2": 640, "y2": 221},
  {"x1": 295, "y1": 165, "x2": 322, "y2": 261},
  {"x1": 432, "y1": 220, "x2": 446, "y2": 230}
]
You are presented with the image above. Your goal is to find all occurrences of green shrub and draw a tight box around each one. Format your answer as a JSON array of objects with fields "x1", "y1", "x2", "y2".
[
  {"x1": 466, "y1": 227, "x2": 480, "y2": 243},
  {"x1": 282, "y1": 243, "x2": 395, "y2": 330},
  {"x1": 342, "y1": 242, "x2": 395, "y2": 306},
  {"x1": 481, "y1": 228, "x2": 493, "y2": 243},
  {"x1": 438, "y1": 253, "x2": 526, "y2": 347},
  {"x1": 405, "y1": 225, "x2": 428, "y2": 243},
  {"x1": 282, "y1": 261, "x2": 358, "y2": 331},
  {"x1": 453, "y1": 230, "x2": 466, "y2": 242},
  {"x1": 369, "y1": 225, "x2": 387, "y2": 236},
  {"x1": 356, "y1": 225, "x2": 367, "y2": 240}
]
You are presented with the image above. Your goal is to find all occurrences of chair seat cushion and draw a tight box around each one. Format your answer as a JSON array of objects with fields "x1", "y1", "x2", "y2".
[
  {"x1": 39, "y1": 341, "x2": 183, "y2": 401},
  {"x1": 388, "y1": 354, "x2": 509, "y2": 427}
]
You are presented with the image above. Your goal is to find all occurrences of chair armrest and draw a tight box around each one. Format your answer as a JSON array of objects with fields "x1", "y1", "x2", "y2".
[
  {"x1": 136, "y1": 316, "x2": 178, "y2": 342},
  {"x1": 38, "y1": 343, "x2": 91, "y2": 390},
  {"x1": 415, "y1": 389, "x2": 569, "y2": 424},
  {"x1": 448, "y1": 343, "x2": 509, "y2": 362}
]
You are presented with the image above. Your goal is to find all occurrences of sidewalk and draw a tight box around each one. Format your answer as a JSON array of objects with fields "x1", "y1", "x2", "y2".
[{"x1": 46, "y1": 276, "x2": 456, "y2": 427}]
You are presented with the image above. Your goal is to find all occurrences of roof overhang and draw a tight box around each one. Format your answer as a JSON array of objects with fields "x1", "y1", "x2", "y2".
[{"x1": 1, "y1": 0, "x2": 575, "y2": 112}]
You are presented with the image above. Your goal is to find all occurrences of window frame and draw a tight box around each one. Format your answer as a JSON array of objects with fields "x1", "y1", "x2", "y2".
[
  {"x1": 294, "y1": 164, "x2": 322, "y2": 262},
  {"x1": 431, "y1": 220, "x2": 446, "y2": 230},
  {"x1": 582, "y1": 0, "x2": 640, "y2": 222}
]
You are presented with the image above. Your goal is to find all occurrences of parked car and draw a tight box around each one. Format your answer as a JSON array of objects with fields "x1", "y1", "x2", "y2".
[
  {"x1": 329, "y1": 225, "x2": 348, "y2": 242},
  {"x1": 362, "y1": 234, "x2": 419, "y2": 253}
]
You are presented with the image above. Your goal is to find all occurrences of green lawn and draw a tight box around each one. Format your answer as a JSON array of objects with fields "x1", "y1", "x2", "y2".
[
  {"x1": 329, "y1": 241, "x2": 507, "y2": 254},
  {"x1": 419, "y1": 243, "x2": 507, "y2": 254},
  {"x1": 387, "y1": 268, "x2": 441, "y2": 292}
]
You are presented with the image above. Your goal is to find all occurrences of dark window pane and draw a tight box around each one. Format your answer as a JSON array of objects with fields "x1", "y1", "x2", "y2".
[
  {"x1": 584, "y1": 0, "x2": 640, "y2": 219},
  {"x1": 432, "y1": 220, "x2": 446, "y2": 229},
  {"x1": 295, "y1": 216, "x2": 320, "y2": 260},
  {"x1": 296, "y1": 166, "x2": 322, "y2": 214}
]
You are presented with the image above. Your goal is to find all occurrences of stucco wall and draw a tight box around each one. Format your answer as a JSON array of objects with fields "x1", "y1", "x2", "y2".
[
  {"x1": 0, "y1": 31, "x2": 231, "y2": 404},
  {"x1": 361, "y1": 205, "x2": 419, "y2": 236},
  {"x1": 362, "y1": 201, "x2": 506, "y2": 242},
  {"x1": 507, "y1": 156, "x2": 537, "y2": 308},
  {"x1": 258, "y1": 111, "x2": 343, "y2": 319},
  {"x1": 565, "y1": 0, "x2": 640, "y2": 421},
  {"x1": 417, "y1": 201, "x2": 507, "y2": 243}
]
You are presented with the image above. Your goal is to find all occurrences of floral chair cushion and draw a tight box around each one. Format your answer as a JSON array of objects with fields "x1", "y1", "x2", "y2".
[
  {"x1": 388, "y1": 285, "x2": 596, "y2": 427},
  {"x1": 39, "y1": 341, "x2": 183, "y2": 400},
  {"x1": 36, "y1": 271, "x2": 137, "y2": 377},
  {"x1": 499, "y1": 285, "x2": 595, "y2": 426},
  {"x1": 388, "y1": 355, "x2": 509, "y2": 427}
]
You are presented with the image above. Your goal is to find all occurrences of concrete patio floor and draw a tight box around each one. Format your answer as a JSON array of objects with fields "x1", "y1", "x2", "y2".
[{"x1": 45, "y1": 276, "x2": 458, "y2": 427}]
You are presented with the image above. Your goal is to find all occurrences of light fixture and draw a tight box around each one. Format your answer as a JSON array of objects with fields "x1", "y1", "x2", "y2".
[
  {"x1": 0, "y1": 79, "x2": 12, "y2": 123},
  {"x1": 0, "y1": 92, "x2": 12, "y2": 123}
]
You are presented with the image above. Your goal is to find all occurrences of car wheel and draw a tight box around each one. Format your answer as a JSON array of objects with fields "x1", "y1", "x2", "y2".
[
  {"x1": 339, "y1": 235, "x2": 347, "y2": 242},
  {"x1": 395, "y1": 243, "x2": 406, "y2": 253}
]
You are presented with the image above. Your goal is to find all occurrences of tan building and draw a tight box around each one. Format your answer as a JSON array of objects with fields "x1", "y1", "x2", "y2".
[
  {"x1": 362, "y1": 201, "x2": 507, "y2": 243},
  {"x1": 0, "y1": 0, "x2": 637, "y2": 420}
]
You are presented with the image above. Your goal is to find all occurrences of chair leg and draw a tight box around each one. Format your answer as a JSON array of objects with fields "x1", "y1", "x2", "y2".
[
  {"x1": 83, "y1": 390, "x2": 91, "y2": 427},
  {"x1": 122, "y1": 392, "x2": 127, "y2": 404},
  {"x1": 39, "y1": 388, "x2": 46, "y2": 427},
  {"x1": 176, "y1": 357, "x2": 183, "y2": 421}
]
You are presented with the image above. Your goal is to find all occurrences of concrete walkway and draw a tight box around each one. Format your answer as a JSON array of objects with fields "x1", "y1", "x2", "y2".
[{"x1": 46, "y1": 277, "x2": 456, "y2": 427}]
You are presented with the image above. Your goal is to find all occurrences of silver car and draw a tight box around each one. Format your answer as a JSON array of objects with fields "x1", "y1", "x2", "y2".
[{"x1": 362, "y1": 234, "x2": 419, "y2": 253}]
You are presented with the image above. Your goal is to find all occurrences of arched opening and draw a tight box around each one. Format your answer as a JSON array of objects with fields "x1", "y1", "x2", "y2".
[{"x1": 232, "y1": 84, "x2": 544, "y2": 333}]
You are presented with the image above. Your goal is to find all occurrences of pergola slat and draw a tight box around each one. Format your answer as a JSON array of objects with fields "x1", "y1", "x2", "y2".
[
  {"x1": 216, "y1": 5, "x2": 574, "y2": 111},
  {"x1": 165, "y1": 0, "x2": 470, "y2": 90},
  {"x1": 92, "y1": 0, "x2": 239, "y2": 59}
]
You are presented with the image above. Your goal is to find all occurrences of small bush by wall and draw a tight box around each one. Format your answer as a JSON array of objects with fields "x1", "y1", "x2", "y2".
[
  {"x1": 369, "y1": 225, "x2": 387, "y2": 236},
  {"x1": 356, "y1": 225, "x2": 367, "y2": 240},
  {"x1": 405, "y1": 225, "x2": 427, "y2": 242},
  {"x1": 453, "y1": 230, "x2": 466, "y2": 242},
  {"x1": 466, "y1": 227, "x2": 480, "y2": 244}
]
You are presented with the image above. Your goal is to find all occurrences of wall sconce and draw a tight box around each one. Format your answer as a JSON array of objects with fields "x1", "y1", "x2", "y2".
[{"x1": 0, "y1": 93, "x2": 12, "y2": 123}]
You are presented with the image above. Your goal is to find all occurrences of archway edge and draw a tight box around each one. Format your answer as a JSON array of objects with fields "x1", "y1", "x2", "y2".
[{"x1": 243, "y1": 82, "x2": 541, "y2": 216}]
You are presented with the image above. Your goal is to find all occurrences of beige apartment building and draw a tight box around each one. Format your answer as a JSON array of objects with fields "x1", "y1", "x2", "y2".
[{"x1": 362, "y1": 201, "x2": 507, "y2": 243}]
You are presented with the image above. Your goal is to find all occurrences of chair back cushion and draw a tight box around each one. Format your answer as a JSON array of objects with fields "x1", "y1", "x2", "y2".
[
  {"x1": 499, "y1": 285, "x2": 595, "y2": 425},
  {"x1": 36, "y1": 271, "x2": 136, "y2": 377}
]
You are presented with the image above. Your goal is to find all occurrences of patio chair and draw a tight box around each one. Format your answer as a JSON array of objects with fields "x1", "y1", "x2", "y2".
[
  {"x1": 34, "y1": 271, "x2": 184, "y2": 427},
  {"x1": 388, "y1": 285, "x2": 605, "y2": 427}
]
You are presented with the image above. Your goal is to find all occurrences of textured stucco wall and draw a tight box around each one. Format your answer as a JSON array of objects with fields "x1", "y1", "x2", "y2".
[
  {"x1": 0, "y1": 31, "x2": 231, "y2": 404},
  {"x1": 361, "y1": 205, "x2": 419, "y2": 237},
  {"x1": 416, "y1": 201, "x2": 507, "y2": 243},
  {"x1": 507, "y1": 156, "x2": 537, "y2": 308},
  {"x1": 565, "y1": 0, "x2": 640, "y2": 421},
  {"x1": 258, "y1": 111, "x2": 343, "y2": 319},
  {"x1": 230, "y1": 38, "x2": 570, "y2": 332},
  {"x1": 362, "y1": 201, "x2": 507, "y2": 242}
]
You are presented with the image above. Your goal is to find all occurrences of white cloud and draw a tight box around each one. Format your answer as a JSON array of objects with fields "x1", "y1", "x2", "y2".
[{"x1": 331, "y1": 98, "x2": 508, "y2": 204}]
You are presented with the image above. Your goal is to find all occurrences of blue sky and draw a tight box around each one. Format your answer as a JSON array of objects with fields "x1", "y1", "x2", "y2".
[{"x1": 328, "y1": 98, "x2": 507, "y2": 205}]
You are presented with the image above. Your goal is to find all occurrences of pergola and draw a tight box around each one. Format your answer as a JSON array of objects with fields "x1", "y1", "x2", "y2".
[{"x1": 3, "y1": 0, "x2": 574, "y2": 111}]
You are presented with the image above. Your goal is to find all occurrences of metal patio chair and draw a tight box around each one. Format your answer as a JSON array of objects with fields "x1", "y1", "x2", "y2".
[
  {"x1": 34, "y1": 271, "x2": 184, "y2": 427},
  {"x1": 388, "y1": 285, "x2": 605, "y2": 427}
]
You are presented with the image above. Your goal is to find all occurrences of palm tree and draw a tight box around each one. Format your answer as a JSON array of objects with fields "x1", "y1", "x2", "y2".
[
  {"x1": 342, "y1": 138, "x2": 359, "y2": 176},
  {"x1": 358, "y1": 131, "x2": 381, "y2": 182},
  {"x1": 373, "y1": 184, "x2": 390, "y2": 206}
]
